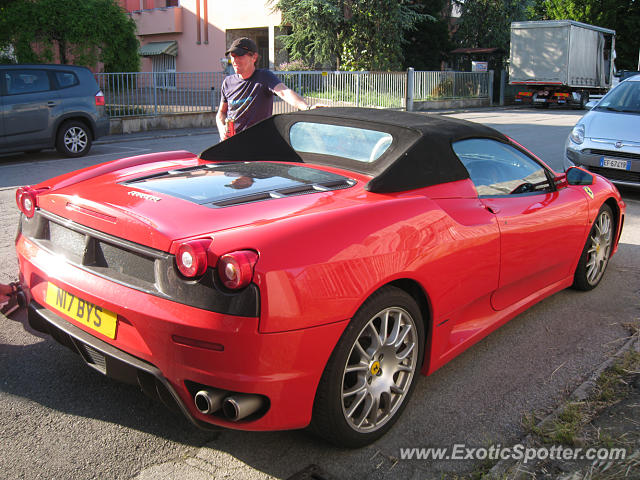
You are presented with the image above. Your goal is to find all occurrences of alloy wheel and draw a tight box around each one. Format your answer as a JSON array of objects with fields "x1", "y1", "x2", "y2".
[
  {"x1": 341, "y1": 307, "x2": 419, "y2": 433},
  {"x1": 64, "y1": 127, "x2": 88, "y2": 154},
  {"x1": 586, "y1": 209, "x2": 613, "y2": 285}
]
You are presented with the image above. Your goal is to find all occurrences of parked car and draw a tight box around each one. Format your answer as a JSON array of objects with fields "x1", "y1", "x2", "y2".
[
  {"x1": 15, "y1": 108, "x2": 624, "y2": 447},
  {"x1": 565, "y1": 75, "x2": 640, "y2": 187},
  {"x1": 612, "y1": 69, "x2": 640, "y2": 88},
  {"x1": 0, "y1": 64, "x2": 109, "y2": 157}
]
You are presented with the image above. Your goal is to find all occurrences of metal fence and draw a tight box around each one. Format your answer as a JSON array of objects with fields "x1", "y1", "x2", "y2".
[
  {"x1": 96, "y1": 70, "x2": 491, "y2": 118},
  {"x1": 96, "y1": 71, "x2": 225, "y2": 117},
  {"x1": 273, "y1": 71, "x2": 408, "y2": 113},
  {"x1": 412, "y1": 71, "x2": 491, "y2": 101}
]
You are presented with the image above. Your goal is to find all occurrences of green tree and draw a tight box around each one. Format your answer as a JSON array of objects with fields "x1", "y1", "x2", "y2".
[
  {"x1": 273, "y1": 0, "x2": 429, "y2": 71},
  {"x1": 0, "y1": 0, "x2": 139, "y2": 72},
  {"x1": 527, "y1": 0, "x2": 640, "y2": 71},
  {"x1": 273, "y1": 0, "x2": 344, "y2": 68},
  {"x1": 453, "y1": 0, "x2": 527, "y2": 55},
  {"x1": 402, "y1": 0, "x2": 452, "y2": 70},
  {"x1": 339, "y1": 0, "x2": 431, "y2": 70}
]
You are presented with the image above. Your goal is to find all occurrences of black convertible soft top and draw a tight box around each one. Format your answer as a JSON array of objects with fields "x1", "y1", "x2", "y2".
[{"x1": 199, "y1": 107, "x2": 510, "y2": 193}]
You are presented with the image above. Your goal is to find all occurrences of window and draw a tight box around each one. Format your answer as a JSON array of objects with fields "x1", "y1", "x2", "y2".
[
  {"x1": 453, "y1": 138, "x2": 551, "y2": 196},
  {"x1": 5, "y1": 70, "x2": 51, "y2": 95},
  {"x1": 290, "y1": 122, "x2": 393, "y2": 163},
  {"x1": 54, "y1": 71, "x2": 79, "y2": 89},
  {"x1": 152, "y1": 54, "x2": 176, "y2": 89}
]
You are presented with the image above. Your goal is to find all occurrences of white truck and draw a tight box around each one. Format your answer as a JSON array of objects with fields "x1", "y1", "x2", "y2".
[{"x1": 509, "y1": 20, "x2": 615, "y2": 108}]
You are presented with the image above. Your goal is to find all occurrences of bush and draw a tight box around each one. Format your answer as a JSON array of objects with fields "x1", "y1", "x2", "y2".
[{"x1": 278, "y1": 60, "x2": 311, "y2": 71}]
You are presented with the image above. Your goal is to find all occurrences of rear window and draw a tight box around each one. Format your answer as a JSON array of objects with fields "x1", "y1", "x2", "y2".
[
  {"x1": 289, "y1": 122, "x2": 393, "y2": 163},
  {"x1": 55, "y1": 71, "x2": 79, "y2": 89},
  {"x1": 124, "y1": 162, "x2": 351, "y2": 205}
]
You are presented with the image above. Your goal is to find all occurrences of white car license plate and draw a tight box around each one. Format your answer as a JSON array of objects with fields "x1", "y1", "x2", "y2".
[{"x1": 600, "y1": 157, "x2": 631, "y2": 170}]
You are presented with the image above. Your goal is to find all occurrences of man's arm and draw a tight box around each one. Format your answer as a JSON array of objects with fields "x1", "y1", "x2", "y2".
[
  {"x1": 273, "y1": 83, "x2": 309, "y2": 111},
  {"x1": 216, "y1": 101, "x2": 228, "y2": 141}
]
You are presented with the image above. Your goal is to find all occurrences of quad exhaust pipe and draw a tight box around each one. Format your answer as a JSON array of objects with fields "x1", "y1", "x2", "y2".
[
  {"x1": 194, "y1": 388, "x2": 266, "y2": 421},
  {"x1": 222, "y1": 394, "x2": 264, "y2": 421},
  {"x1": 194, "y1": 388, "x2": 226, "y2": 415}
]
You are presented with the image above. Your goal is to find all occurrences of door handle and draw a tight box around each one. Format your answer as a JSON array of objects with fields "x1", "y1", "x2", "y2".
[
  {"x1": 47, "y1": 101, "x2": 57, "y2": 108},
  {"x1": 483, "y1": 204, "x2": 500, "y2": 214}
]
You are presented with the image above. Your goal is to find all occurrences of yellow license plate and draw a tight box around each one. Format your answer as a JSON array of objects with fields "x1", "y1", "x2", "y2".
[{"x1": 45, "y1": 283, "x2": 118, "y2": 339}]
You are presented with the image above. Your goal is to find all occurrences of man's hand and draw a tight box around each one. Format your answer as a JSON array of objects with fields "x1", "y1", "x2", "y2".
[{"x1": 216, "y1": 101, "x2": 229, "y2": 142}]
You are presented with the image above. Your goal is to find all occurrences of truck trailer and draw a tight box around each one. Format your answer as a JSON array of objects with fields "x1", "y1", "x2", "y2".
[{"x1": 509, "y1": 20, "x2": 615, "y2": 108}]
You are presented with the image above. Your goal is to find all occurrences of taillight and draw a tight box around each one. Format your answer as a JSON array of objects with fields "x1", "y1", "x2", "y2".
[
  {"x1": 16, "y1": 186, "x2": 46, "y2": 218},
  {"x1": 217, "y1": 250, "x2": 258, "y2": 290},
  {"x1": 95, "y1": 90, "x2": 105, "y2": 107},
  {"x1": 175, "y1": 239, "x2": 211, "y2": 278}
]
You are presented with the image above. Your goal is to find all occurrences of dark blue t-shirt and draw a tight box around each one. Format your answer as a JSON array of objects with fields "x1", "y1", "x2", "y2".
[{"x1": 220, "y1": 69, "x2": 282, "y2": 134}]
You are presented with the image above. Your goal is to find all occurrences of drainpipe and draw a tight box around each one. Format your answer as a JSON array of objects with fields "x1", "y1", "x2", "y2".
[
  {"x1": 203, "y1": 0, "x2": 208, "y2": 44},
  {"x1": 196, "y1": 0, "x2": 201, "y2": 44}
]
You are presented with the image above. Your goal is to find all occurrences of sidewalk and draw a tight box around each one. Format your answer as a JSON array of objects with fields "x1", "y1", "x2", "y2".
[{"x1": 95, "y1": 126, "x2": 217, "y2": 146}]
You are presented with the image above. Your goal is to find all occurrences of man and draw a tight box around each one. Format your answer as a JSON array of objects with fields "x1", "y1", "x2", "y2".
[{"x1": 216, "y1": 37, "x2": 312, "y2": 141}]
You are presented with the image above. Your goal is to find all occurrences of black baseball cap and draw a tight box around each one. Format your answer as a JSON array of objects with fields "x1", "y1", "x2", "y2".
[{"x1": 225, "y1": 37, "x2": 258, "y2": 56}]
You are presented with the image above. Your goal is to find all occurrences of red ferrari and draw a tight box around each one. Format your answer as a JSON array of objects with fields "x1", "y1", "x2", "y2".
[{"x1": 14, "y1": 108, "x2": 624, "y2": 447}]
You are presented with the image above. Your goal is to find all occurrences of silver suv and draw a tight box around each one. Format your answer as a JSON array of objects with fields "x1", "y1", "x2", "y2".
[{"x1": 0, "y1": 64, "x2": 109, "y2": 157}]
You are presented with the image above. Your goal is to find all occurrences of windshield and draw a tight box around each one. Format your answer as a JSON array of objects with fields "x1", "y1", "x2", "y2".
[
  {"x1": 596, "y1": 81, "x2": 640, "y2": 113},
  {"x1": 289, "y1": 122, "x2": 393, "y2": 163}
]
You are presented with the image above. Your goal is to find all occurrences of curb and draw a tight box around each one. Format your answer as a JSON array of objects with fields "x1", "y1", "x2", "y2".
[{"x1": 487, "y1": 332, "x2": 640, "y2": 478}]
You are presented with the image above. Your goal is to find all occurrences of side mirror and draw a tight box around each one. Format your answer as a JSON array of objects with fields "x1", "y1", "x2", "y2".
[
  {"x1": 554, "y1": 173, "x2": 568, "y2": 189},
  {"x1": 585, "y1": 100, "x2": 597, "y2": 109},
  {"x1": 565, "y1": 166, "x2": 594, "y2": 186}
]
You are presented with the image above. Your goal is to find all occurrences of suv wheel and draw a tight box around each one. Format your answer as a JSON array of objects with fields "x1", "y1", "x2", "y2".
[{"x1": 56, "y1": 121, "x2": 92, "y2": 157}]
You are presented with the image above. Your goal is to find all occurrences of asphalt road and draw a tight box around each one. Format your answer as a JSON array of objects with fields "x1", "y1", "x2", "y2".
[{"x1": 1, "y1": 108, "x2": 639, "y2": 480}]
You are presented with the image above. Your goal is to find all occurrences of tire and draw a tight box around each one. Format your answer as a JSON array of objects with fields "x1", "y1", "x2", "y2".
[
  {"x1": 573, "y1": 204, "x2": 614, "y2": 291},
  {"x1": 309, "y1": 286, "x2": 425, "y2": 448},
  {"x1": 56, "y1": 120, "x2": 92, "y2": 157}
]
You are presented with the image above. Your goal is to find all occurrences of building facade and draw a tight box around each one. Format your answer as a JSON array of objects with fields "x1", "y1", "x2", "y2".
[{"x1": 118, "y1": 0, "x2": 288, "y2": 73}]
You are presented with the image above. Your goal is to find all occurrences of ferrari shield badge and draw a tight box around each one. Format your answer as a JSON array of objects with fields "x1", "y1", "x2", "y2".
[{"x1": 583, "y1": 186, "x2": 594, "y2": 199}]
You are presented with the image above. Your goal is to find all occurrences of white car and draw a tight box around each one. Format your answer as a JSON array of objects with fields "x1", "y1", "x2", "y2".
[{"x1": 565, "y1": 75, "x2": 640, "y2": 188}]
